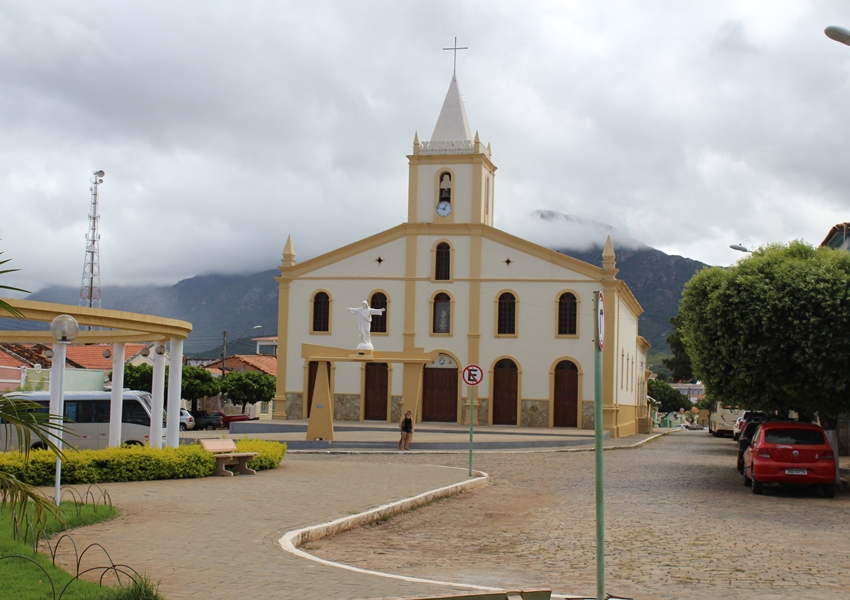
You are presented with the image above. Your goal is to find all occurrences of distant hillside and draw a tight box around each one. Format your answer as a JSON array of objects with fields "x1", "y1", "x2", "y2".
[
  {"x1": 23, "y1": 270, "x2": 280, "y2": 355},
  {"x1": 10, "y1": 223, "x2": 710, "y2": 363},
  {"x1": 556, "y1": 245, "x2": 709, "y2": 354}
]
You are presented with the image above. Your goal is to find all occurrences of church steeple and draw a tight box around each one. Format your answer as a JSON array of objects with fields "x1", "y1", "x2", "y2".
[
  {"x1": 430, "y1": 75, "x2": 472, "y2": 143},
  {"x1": 407, "y1": 74, "x2": 497, "y2": 226}
]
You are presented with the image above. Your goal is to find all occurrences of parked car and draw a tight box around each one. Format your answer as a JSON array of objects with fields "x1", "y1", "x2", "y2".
[
  {"x1": 189, "y1": 410, "x2": 224, "y2": 430},
  {"x1": 210, "y1": 410, "x2": 249, "y2": 429},
  {"x1": 737, "y1": 421, "x2": 763, "y2": 473},
  {"x1": 733, "y1": 411, "x2": 765, "y2": 440},
  {"x1": 742, "y1": 421, "x2": 837, "y2": 497},
  {"x1": 179, "y1": 408, "x2": 195, "y2": 431}
]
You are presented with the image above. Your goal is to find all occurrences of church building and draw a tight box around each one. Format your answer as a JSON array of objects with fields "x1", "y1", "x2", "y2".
[{"x1": 273, "y1": 74, "x2": 650, "y2": 437}]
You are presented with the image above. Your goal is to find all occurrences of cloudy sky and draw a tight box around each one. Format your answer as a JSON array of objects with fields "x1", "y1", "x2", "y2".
[{"x1": 2, "y1": 1, "x2": 850, "y2": 295}]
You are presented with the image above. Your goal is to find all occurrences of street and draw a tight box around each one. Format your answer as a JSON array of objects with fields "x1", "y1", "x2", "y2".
[{"x1": 309, "y1": 432, "x2": 850, "y2": 599}]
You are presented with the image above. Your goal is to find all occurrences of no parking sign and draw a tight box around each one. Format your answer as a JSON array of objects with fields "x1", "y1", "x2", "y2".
[{"x1": 462, "y1": 364, "x2": 483, "y2": 386}]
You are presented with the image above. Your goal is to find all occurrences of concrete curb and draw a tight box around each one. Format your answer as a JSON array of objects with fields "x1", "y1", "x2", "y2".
[
  {"x1": 279, "y1": 467, "x2": 501, "y2": 594},
  {"x1": 286, "y1": 430, "x2": 673, "y2": 455}
]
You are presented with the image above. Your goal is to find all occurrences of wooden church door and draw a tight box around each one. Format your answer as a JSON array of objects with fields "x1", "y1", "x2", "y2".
[
  {"x1": 492, "y1": 359, "x2": 518, "y2": 425},
  {"x1": 364, "y1": 363, "x2": 388, "y2": 421},
  {"x1": 422, "y1": 355, "x2": 458, "y2": 422},
  {"x1": 553, "y1": 361, "x2": 578, "y2": 427}
]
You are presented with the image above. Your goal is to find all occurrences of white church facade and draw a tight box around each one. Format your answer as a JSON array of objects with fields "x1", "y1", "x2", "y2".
[{"x1": 273, "y1": 75, "x2": 650, "y2": 437}]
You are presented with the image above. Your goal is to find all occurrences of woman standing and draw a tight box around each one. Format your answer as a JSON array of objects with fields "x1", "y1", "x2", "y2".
[{"x1": 399, "y1": 410, "x2": 413, "y2": 451}]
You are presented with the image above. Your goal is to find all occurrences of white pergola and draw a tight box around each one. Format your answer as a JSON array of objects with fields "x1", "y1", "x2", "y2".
[{"x1": 0, "y1": 299, "x2": 192, "y2": 448}]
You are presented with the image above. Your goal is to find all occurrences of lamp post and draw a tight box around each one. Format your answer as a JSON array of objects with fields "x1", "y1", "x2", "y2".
[
  {"x1": 825, "y1": 25, "x2": 850, "y2": 46},
  {"x1": 729, "y1": 244, "x2": 752, "y2": 253},
  {"x1": 221, "y1": 325, "x2": 261, "y2": 378},
  {"x1": 49, "y1": 314, "x2": 79, "y2": 506}
]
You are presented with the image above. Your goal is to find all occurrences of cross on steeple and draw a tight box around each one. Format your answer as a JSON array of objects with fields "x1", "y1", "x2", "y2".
[{"x1": 443, "y1": 37, "x2": 468, "y2": 75}]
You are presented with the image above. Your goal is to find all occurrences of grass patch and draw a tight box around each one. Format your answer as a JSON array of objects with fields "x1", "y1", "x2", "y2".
[{"x1": 1, "y1": 501, "x2": 162, "y2": 599}]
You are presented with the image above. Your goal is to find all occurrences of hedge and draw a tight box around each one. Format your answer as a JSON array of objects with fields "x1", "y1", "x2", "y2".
[{"x1": 0, "y1": 439, "x2": 286, "y2": 486}]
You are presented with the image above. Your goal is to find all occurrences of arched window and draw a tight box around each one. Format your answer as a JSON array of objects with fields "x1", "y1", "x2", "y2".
[
  {"x1": 370, "y1": 292, "x2": 387, "y2": 333},
  {"x1": 312, "y1": 292, "x2": 329, "y2": 332},
  {"x1": 433, "y1": 293, "x2": 451, "y2": 334},
  {"x1": 497, "y1": 292, "x2": 516, "y2": 335},
  {"x1": 439, "y1": 172, "x2": 451, "y2": 203},
  {"x1": 435, "y1": 242, "x2": 451, "y2": 280},
  {"x1": 558, "y1": 293, "x2": 577, "y2": 335}
]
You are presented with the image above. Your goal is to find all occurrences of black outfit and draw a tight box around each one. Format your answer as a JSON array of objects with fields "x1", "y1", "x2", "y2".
[{"x1": 401, "y1": 417, "x2": 413, "y2": 433}]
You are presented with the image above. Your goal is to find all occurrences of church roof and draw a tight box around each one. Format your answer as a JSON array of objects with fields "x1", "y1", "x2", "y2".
[{"x1": 430, "y1": 75, "x2": 472, "y2": 142}]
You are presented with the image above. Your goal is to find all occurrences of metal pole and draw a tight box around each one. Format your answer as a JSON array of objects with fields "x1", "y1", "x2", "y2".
[
  {"x1": 51, "y1": 343, "x2": 67, "y2": 506},
  {"x1": 468, "y1": 386, "x2": 475, "y2": 476},
  {"x1": 594, "y1": 291, "x2": 605, "y2": 600}
]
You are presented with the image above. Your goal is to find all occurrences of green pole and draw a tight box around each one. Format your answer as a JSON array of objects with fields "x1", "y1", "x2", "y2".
[
  {"x1": 594, "y1": 291, "x2": 605, "y2": 600},
  {"x1": 468, "y1": 385, "x2": 475, "y2": 476}
]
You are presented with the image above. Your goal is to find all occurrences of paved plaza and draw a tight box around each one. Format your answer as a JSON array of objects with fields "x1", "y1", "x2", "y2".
[{"x1": 40, "y1": 431, "x2": 850, "y2": 600}]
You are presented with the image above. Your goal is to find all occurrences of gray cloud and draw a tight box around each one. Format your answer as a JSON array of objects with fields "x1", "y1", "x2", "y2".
[{"x1": 2, "y1": 1, "x2": 850, "y2": 295}]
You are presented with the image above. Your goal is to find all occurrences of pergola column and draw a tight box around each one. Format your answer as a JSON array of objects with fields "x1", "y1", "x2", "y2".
[
  {"x1": 108, "y1": 342, "x2": 126, "y2": 446},
  {"x1": 150, "y1": 344, "x2": 166, "y2": 448},
  {"x1": 166, "y1": 337, "x2": 184, "y2": 448}
]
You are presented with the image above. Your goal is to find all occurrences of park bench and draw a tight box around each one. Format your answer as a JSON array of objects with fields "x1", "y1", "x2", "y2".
[{"x1": 198, "y1": 438, "x2": 259, "y2": 477}]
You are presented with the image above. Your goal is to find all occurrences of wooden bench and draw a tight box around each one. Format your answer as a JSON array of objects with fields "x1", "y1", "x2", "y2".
[{"x1": 198, "y1": 438, "x2": 259, "y2": 477}]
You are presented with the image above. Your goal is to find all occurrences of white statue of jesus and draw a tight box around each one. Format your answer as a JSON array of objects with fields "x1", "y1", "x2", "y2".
[{"x1": 348, "y1": 300, "x2": 385, "y2": 350}]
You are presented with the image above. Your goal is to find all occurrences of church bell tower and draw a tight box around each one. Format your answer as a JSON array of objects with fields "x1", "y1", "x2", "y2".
[{"x1": 407, "y1": 75, "x2": 497, "y2": 226}]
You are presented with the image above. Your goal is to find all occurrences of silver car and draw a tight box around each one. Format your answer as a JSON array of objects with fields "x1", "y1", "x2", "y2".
[{"x1": 179, "y1": 408, "x2": 195, "y2": 431}]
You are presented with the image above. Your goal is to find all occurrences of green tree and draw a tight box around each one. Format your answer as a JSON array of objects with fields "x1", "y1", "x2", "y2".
[
  {"x1": 647, "y1": 378, "x2": 690, "y2": 413},
  {"x1": 123, "y1": 362, "x2": 153, "y2": 392},
  {"x1": 180, "y1": 365, "x2": 220, "y2": 412},
  {"x1": 220, "y1": 371, "x2": 275, "y2": 414},
  {"x1": 678, "y1": 241, "x2": 850, "y2": 428},
  {"x1": 662, "y1": 314, "x2": 694, "y2": 382}
]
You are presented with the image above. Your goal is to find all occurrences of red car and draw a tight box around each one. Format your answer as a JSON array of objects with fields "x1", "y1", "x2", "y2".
[
  {"x1": 743, "y1": 421, "x2": 837, "y2": 497},
  {"x1": 210, "y1": 410, "x2": 249, "y2": 429}
]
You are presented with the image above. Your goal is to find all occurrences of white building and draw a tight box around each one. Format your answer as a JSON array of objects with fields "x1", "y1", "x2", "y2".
[{"x1": 273, "y1": 74, "x2": 650, "y2": 437}]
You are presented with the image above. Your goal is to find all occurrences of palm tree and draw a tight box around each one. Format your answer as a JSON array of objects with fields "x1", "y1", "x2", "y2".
[{"x1": 0, "y1": 250, "x2": 66, "y2": 529}]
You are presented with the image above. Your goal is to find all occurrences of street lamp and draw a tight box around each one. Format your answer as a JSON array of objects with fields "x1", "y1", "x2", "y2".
[
  {"x1": 825, "y1": 25, "x2": 850, "y2": 46},
  {"x1": 730, "y1": 244, "x2": 752, "y2": 253},
  {"x1": 49, "y1": 314, "x2": 79, "y2": 505}
]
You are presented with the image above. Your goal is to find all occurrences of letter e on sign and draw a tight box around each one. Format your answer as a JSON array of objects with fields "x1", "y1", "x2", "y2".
[{"x1": 462, "y1": 364, "x2": 483, "y2": 386}]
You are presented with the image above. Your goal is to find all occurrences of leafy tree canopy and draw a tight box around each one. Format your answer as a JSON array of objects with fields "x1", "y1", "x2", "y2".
[
  {"x1": 662, "y1": 314, "x2": 694, "y2": 382},
  {"x1": 220, "y1": 371, "x2": 275, "y2": 414},
  {"x1": 647, "y1": 378, "x2": 690, "y2": 413},
  {"x1": 123, "y1": 363, "x2": 153, "y2": 392},
  {"x1": 679, "y1": 241, "x2": 850, "y2": 423}
]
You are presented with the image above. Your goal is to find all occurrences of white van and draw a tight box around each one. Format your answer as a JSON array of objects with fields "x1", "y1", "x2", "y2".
[
  {"x1": 709, "y1": 400, "x2": 741, "y2": 438},
  {"x1": 1, "y1": 390, "x2": 166, "y2": 451}
]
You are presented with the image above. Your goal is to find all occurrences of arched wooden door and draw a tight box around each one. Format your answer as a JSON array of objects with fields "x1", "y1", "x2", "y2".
[
  {"x1": 307, "y1": 361, "x2": 331, "y2": 418},
  {"x1": 492, "y1": 359, "x2": 518, "y2": 425},
  {"x1": 554, "y1": 361, "x2": 578, "y2": 427},
  {"x1": 364, "y1": 363, "x2": 388, "y2": 421},
  {"x1": 422, "y1": 354, "x2": 458, "y2": 422}
]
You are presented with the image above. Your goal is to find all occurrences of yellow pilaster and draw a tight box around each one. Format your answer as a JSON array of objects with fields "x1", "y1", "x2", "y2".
[
  {"x1": 403, "y1": 227, "x2": 418, "y2": 350},
  {"x1": 401, "y1": 362, "x2": 424, "y2": 435}
]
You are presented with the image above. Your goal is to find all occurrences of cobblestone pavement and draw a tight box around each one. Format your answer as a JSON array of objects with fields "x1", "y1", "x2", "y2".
[
  {"x1": 42, "y1": 460, "x2": 481, "y2": 600},
  {"x1": 311, "y1": 432, "x2": 850, "y2": 599}
]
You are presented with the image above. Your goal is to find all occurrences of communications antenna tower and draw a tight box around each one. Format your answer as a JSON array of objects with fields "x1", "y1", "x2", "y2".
[{"x1": 80, "y1": 169, "x2": 105, "y2": 308}]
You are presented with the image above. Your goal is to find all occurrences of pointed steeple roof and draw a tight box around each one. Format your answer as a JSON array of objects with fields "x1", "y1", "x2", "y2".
[{"x1": 430, "y1": 75, "x2": 472, "y2": 142}]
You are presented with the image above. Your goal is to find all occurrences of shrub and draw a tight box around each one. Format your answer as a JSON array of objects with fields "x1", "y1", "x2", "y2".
[
  {"x1": 235, "y1": 439, "x2": 286, "y2": 471},
  {"x1": 0, "y1": 445, "x2": 215, "y2": 486},
  {"x1": 0, "y1": 439, "x2": 285, "y2": 485}
]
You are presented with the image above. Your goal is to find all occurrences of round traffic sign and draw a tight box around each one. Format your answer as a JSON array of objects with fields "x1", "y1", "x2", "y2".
[
  {"x1": 597, "y1": 292, "x2": 605, "y2": 351},
  {"x1": 462, "y1": 364, "x2": 484, "y2": 386}
]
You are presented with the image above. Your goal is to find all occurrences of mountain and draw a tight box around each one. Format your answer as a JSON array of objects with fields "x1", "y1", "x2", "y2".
[
  {"x1": 555, "y1": 244, "x2": 709, "y2": 354},
  {"x1": 8, "y1": 213, "x2": 710, "y2": 365},
  {"x1": 20, "y1": 270, "x2": 280, "y2": 356}
]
